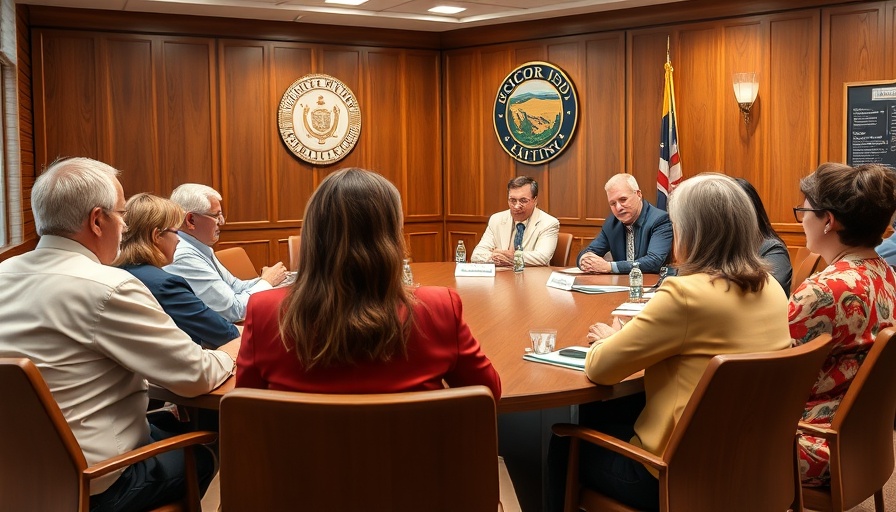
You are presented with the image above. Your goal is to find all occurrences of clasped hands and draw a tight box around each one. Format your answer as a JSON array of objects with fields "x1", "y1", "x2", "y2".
[
  {"x1": 578, "y1": 253, "x2": 612, "y2": 274},
  {"x1": 260, "y1": 261, "x2": 288, "y2": 286},
  {"x1": 586, "y1": 320, "x2": 621, "y2": 345},
  {"x1": 488, "y1": 249, "x2": 516, "y2": 267}
]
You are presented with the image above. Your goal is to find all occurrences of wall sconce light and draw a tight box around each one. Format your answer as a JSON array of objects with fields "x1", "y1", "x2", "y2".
[{"x1": 732, "y1": 72, "x2": 759, "y2": 124}]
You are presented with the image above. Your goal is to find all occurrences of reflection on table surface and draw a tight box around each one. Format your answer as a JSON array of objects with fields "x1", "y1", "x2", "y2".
[{"x1": 150, "y1": 263, "x2": 654, "y2": 413}]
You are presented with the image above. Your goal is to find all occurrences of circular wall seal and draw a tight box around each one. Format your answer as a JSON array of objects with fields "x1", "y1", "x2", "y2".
[
  {"x1": 278, "y1": 73, "x2": 361, "y2": 165},
  {"x1": 493, "y1": 61, "x2": 578, "y2": 165}
]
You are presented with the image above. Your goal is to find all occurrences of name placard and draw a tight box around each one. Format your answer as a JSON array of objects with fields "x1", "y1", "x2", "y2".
[
  {"x1": 455, "y1": 263, "x2": 496, "y2": 277},
  {"x1": 546, "y1": 271, "x2": 576, "y2": 290}
]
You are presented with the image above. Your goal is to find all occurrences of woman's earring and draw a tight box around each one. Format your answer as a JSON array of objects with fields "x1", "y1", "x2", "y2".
[{"x1": 824, "y1": 225, "x2": 830, "y2": 234}]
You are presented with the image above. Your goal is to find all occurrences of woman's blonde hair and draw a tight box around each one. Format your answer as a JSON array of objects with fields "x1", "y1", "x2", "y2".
[
  {"x1": 114, "y1": 193, "x2": 185, "y2": 268},
  {"x1": 279, "y1": 168, "x2": 415, "y2": 368},
  {"x1": 668, "y1": 173, "x2": 769, "y2": 292}
]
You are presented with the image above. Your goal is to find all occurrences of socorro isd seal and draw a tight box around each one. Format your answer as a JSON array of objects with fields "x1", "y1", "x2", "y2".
[
  {"x1": 278, "y1": 73, "x2": 361, "y2": 165},
  {"x1": 493, "y1": 61, "x2": 578, "y2": 165}
]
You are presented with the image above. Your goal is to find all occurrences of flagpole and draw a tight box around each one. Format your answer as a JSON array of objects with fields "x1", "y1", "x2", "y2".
[{"x1": 666, "y1": 36, "x2": 673, "y2": 175}]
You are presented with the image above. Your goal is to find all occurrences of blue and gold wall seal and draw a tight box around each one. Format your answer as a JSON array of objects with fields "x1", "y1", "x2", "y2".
[{"x1": 493, "y1": 62, "x2": 578, "y2": 165}]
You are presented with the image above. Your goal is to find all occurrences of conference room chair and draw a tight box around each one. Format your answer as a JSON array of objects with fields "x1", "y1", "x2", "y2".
[
  {"x1": 551, "y1": 232, "x2": 574, "y2": 267},
  {"x1": 552, "y1": 333, "x2": 833, "y2": 512},
  {"x1": 218, "y1": 385, "x2": 521, "y2": 512},
  {"x1": 214, "y1": 246, "x2": 258, "y2": 280},
  {"x1": 798, "y1": 327, "x2": 896, "y2": 512},
  {"x1": 0, "y1": 358, "x2": 216, "y2": 512},
  {"x1": 287, "y1": 235, "x2": 301, "y2": 271},
  {"x1": 792, "y1": 250, "x2": 824, "y2": 295}
]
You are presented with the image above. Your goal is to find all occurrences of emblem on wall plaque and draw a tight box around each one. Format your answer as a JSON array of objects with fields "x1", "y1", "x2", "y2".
[
  {"x1": 493, "y1": 61, "x2": 578, "y2": 165},
  {"x1": 278, "y1": 73, "x2": 361, "y2": 165}
]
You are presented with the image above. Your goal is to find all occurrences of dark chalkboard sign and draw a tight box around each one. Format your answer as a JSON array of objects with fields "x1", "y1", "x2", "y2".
[{"x1": 844, "y1": 80, "x2": 896, "y2": 169}]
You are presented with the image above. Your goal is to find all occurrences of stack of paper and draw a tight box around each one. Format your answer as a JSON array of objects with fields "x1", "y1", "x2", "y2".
[
  {"x1": 570, "y1": 284, "x2": 630, "y2": 295},
  {"x1": 611, "y1": 301, "x2": 648, "y2": 317},
  {"x1": 523, "y1": 346, "x2": 589, "y2": 370}
]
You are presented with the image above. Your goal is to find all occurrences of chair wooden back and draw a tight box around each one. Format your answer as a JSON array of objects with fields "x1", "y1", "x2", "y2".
[
  {"x1": 287, "y1": 235, "x2": 301, "y2": 271},
  {"x1": 825, "y1": 327, "x2": 896, "y2": 509},
  {"x1": 791, "y1": 250, "x2": 823, "y2": 295},
  {"x1": 0, "y1": 358, "x2": 89, "y2": 511},
  {"x1": 551, "y1": 232, "x2": 573, "y2": 267},
  {"x1": 659, "y1": 334, "x2": 833, "y2": 512},
  {"x1": 214, "y1": 247, "x2": 258, "y2": 280},
  {"x1": 220, "y1": 386, "x2": 500, "y2": 512}
]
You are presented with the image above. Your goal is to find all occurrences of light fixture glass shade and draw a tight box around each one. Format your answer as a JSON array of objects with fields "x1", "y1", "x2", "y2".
[{"x1": 732, "y1": 72, "x2": 759, "y2": 123}]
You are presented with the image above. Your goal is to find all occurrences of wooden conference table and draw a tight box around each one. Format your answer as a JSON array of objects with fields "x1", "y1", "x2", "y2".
[{"x1": 150, "y1": 262, "x2": 654, "y2": 413}]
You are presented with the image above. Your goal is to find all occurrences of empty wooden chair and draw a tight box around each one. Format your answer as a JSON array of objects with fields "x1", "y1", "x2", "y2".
[
  {"x1": 798, "y1": 327, "x2": 896, "y2": 512},
  {"x1": 553, "y1": 334, "x2": 833, "y2": 512},
  {"x1": 214, "y1": 246, "x2": 258, "y2": 280},
  {"x1": 219, "y1": 385, "x2": 520, "y2": 512},
  {"x1": 551, "y1": 232, "x2": 573, "y2": 267},
  {"x1": 287, "y1": 235, "x2": 301, "y2": 271},
  {"x1": 0, "y1": 358, "x2": 215, "y2": 512}
]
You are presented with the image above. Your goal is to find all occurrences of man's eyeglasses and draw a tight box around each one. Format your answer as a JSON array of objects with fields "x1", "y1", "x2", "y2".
[
  {"x1": 792, "y1": 206, "x2": 827, "y2": 223},
  {"x1": 161, "y1": 228, "x2": 179, "y2": 236},
  {"x1": 192, "y1": 211, "x2": 226, "y2": 224},
  {"x1": 508, "y1": 198, "x2": 532, "y2": 207}
]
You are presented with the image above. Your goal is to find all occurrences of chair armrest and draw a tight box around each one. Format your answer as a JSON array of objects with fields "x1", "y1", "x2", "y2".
[
  {"x1": 82, "y1": 431, "x2": 218, "y2": 479},
  {"x1": 797, "y1": 421, "x2": 837, "y2": 440},
  {"x1": 552, "y1": 423, "x2": 666, "y2": 472}
]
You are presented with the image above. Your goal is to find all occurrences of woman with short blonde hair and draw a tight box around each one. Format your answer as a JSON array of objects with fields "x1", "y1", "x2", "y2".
[{"x1": 114, "y1": 193, "x2": 239, "y2": 347}]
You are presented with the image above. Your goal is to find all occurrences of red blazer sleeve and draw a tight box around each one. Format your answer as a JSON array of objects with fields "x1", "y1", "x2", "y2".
[
  {"x1": 442, "y1": 288, "x2": 502, "y2": 399},
  {"x1": 235, "y1": 291, "x2": 273, "y2": 389}
]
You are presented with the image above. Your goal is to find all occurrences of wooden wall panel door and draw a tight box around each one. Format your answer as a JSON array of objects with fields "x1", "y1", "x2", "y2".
[
  {"x1": 101, "y1": 36, "x2": 159, "y2": 196},
  {"x1": 443, "y1": 51, "x2": 480, "y2": 218},
  {"x1": 271, "y1": 44, "x2": 313, "y2": 224},
  {"x1": 890, "y1": 1, "x2": 896, "y2": 76},
  {"x1": 821, "y1": 3, "x2": 889, "y2": 163},
  {"x1": 542, "y1": 41, "x2": 583, "y2": 222},
  {"x1": 319, "y1": 47, "x2": 362, "y2": 177},
  {"x1": 723, "y1": 20, "x2": 763, "y2": 183},
  {"x1": 159, "y1": 38, "x2": 217, "y2": 195},
  {"x1": 365, "y1": 50, "x2": 403, "y2": 188},
  {"x1": 627, "y1": 29, "x2": 669, "y2": 205},
  {"x1": 479, "y1": 49, "x2": 512, "y2": 217},
  {"x1": 218, "y1": 41, "x2": 270, "y2": 224},
  {"x1": 766, "y1": 12, "x2": 820, "y2": 224},
  {"x1": 405, "y1": 51, "x2": 441, "y2": 219},
  {"x1": 677, "y1": 25, "x2": 722, "y2": 177},
  {"x1": 406, "y1": 225, "x2": 442, "y2": 263},
  {"x1": 32, "y1": 30, "x2": 99, "y2": 167},
  {"x1": 582, "y1": 34, "x2": 625, "y2": 223}
]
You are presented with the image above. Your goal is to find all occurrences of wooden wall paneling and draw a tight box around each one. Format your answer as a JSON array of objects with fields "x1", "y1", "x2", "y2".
[
  {"x1": 443, "y1": 50, "x2": 482, "y2": 218},
  {"x1": 676, "y1": 24, "x2": 722, "y2": 177},
  {"x1": 16, "y1": 5, "x2": 35, "y2": 246},
  {"x1": 723, "y1": 20, "x2": 764, "y2": 184},
  {"x1": 364, "y1": 49, "x2": 403, "y2": 187},
  {"x1": 31, "y1": 30, "x2": 99, "y2": 168},
  {"x1": 582, "y1": 33, "x2": 625, "y2": 224},
  {"x1": 405, "y1": 224, "x2": 442, "y2": 263},
  {"x1": 478, "y1": 48, "x2": 512, "y2": 218},
  {"x1": 820, "y1": 3, "x2": 889, "y2": 163},
  {"x1": 218, "y1": 40, "x2": 270, "y2": 224},
  {"x1": 890, "y1": 1, "x2": 896, "y2": 76},
  {"x1": 318, "y1": 47, "x2": 363, "y2": 177},
  {"x1": 766, "y1": 11, "x2": 820, "y2": 224},
  {"x1": 271, "y1": 44, "x2": 314, "y2": 224},
  {"x1": 542, "y1": 41, "x2": 583, "y2": 223},
  {"x1": 158, "y1": 38, "x2": 217, "y2": 195},
  {"x1": 100, "y1": 35, "x2": 160, "y2": 196},
  {"x1": 446, "y1": 229, "x2": 480, "y2": 262},
  {"x1": 626, "y1": 29, "x2": 671, "y2": 205},
  {"x1": 404, "y1": 51, "x2": 442, "y2": 219}
]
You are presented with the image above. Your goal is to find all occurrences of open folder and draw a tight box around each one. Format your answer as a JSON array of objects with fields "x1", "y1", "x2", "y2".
[{"x1": 523, "y1": 346, "x2": 589, "y2": 370}]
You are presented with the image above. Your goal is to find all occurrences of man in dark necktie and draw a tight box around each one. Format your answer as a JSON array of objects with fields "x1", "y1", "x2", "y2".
[
  {"x1": 471, "y1": 176, "x2": 560, "y2": 266},
  {"x1": 577, "y1": 173, "x2": 673, "y2": 274}
]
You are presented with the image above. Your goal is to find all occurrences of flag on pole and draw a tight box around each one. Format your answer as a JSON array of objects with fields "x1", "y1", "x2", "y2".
[{"x1": 656, "y1": 38, "x2": 681, "y2": 211}]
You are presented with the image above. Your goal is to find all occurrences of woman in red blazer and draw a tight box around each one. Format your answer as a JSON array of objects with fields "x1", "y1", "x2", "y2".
[{"x1": 236, "y1": 168, "x2": 501, "y2": 399}]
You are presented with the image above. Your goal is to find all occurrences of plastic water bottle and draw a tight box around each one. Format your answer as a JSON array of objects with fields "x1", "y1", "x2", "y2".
[
  {"x1": 455, "y1": 240, "x2": 466, "y2": 263},
  {"x1": 628, "y1": 261, "x2": 643, "y2": 302},
  {"x1": 513, "y1": 245, "x2": 524, "y2": 273},
  {"x1": 402, "y1": 259, "x2": 414, "y2": 286}
]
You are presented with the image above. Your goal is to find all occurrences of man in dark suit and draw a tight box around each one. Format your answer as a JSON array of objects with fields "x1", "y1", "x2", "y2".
[{"x1": 577, "y1": 173, "x2": 673, "y2": 274}]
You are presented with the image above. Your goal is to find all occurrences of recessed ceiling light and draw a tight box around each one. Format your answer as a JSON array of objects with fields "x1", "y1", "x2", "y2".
[
  {"x1": 428, "y1": 6, "x2": 466, "y2": 15},
  {"x1": 324, "y1": 0, "x2": 368, "y2": 6}
]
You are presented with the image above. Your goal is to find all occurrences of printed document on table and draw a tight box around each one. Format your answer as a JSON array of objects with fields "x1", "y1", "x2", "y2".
[
  {"x1": 523, "y1": 346, "x2": 589, "y2": 370},
  {"x1": 570, "y1": 284, "x2": 630, "y2": 295},
  {"x1": 558, "y1": 267, "x2": 586, "y2": 274}
]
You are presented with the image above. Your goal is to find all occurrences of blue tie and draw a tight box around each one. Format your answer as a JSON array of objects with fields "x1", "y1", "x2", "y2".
[{"x1": 514, "y1": 223, "x2": 525, "y2": 249}]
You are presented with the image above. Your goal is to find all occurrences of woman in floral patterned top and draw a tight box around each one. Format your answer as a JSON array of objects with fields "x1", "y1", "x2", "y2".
[{"x1": 790, "y1": 162, "x2": 896, "y2": 486}]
